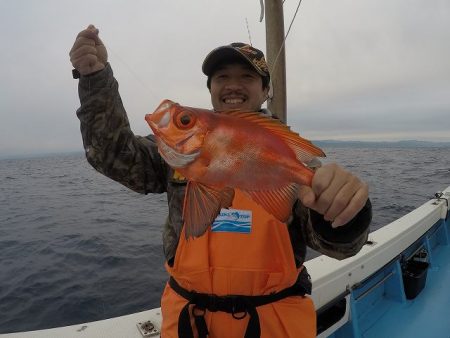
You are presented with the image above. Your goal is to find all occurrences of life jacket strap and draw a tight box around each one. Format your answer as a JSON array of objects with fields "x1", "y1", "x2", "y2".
[{"x1": 169, "y1": 276, "x2": 306, "y2": 338}]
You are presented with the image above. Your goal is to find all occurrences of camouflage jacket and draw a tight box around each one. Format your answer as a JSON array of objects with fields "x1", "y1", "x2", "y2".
[{"x1": 76, "y1": 64, "x2": 372, "y2": 290}]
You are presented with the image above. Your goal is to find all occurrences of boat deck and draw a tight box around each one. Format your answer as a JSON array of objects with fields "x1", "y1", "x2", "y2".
[{"x1": 365, "y1": 236, "x2": 450, "y2": 338}]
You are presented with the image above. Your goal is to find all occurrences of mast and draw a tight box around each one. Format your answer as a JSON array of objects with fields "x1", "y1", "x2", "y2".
[{"x1": 264, "y1": 0, "x2": 287, "y2": 123}]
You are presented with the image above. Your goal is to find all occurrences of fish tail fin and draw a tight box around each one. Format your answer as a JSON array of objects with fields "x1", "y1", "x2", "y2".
[{"x1": 294, "y1": 165, "x2": 315, "y2": 187}]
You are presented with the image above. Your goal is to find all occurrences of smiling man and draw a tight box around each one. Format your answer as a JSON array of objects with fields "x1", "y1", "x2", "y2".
[
  {"x1": 71, "y1": 26, "x2": 371, "y2": 338},
  {"x1": 204, "y1": 43, "x2": 270, "y2": 112}
]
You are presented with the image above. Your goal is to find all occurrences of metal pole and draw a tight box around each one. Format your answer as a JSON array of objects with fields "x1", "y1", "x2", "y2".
[{"x1": 264, "y1": 0, "x2": 287, "y2": 123}]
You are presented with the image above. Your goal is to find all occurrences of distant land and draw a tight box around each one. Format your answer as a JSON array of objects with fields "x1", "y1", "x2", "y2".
[
  {"x1": 313, "y1": 139, "x2": 450, "y2": 148},
  {"x1": 0, "y1": 150, "x2": 84, "y2": 161},
  {"x1": 1, "y1": 140, "x2": 450, "y2": 160}
]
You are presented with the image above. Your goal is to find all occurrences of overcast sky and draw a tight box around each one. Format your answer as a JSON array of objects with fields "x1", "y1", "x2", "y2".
[{"x1": 1, "y1": 0, "x2": 449, "y2": 157}]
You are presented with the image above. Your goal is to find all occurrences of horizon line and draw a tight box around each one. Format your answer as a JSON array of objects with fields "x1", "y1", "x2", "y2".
[{"x1": 1, "y1": 139, "x2": 450, "y2": 160}]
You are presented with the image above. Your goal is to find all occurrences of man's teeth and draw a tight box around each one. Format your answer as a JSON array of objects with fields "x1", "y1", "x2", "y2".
[{"x1": 224, "y1": 98, "x2": 244, "y2": 104}]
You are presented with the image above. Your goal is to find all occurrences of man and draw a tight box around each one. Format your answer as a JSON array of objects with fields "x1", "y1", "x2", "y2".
[{"x1": 70, "y1": 25, "x2": 371, "y2": 338}]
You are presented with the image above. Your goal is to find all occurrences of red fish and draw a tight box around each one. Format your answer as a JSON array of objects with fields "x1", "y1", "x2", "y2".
[{"x1": 145, "y1": 99, "x2": 325, "y2": 238}]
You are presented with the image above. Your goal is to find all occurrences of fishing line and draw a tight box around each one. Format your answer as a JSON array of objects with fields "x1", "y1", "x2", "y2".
[
  {"x1": 258, "y1": 0, "x2": 303, "y2": 101},
  {"x1": 269, "y1": 0, "x2": 303, "y2": 77},
  {"x1": 106, "y1": 45, "x2": 160, "y2": 102}
]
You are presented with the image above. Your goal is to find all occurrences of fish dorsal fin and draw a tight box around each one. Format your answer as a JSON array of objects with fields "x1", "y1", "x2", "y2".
[
  {"x1": 183, "y1": 181, "x2": 234, "y2": 239},
  {"x1": 245, "y1": 183, "x2": 298, "y2": 223},
  {"x1": 221, "y1": 111, "x2": 325, "y2": 163}
]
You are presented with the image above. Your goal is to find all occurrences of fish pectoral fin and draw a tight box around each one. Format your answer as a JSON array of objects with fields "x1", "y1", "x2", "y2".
[
  {"x1": 183, "y1": 182, "x2": 234, "y2": 239},
  {"x1": 245, "y1": 184, "x2": 298, "y2": 223}
]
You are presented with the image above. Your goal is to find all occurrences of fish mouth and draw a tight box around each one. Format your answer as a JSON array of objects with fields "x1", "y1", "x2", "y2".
[
  {"x1": 146, "y1": 110, "x2": 171, "y2": 132},
  {"x1": 147, "y1": 121, "x2": 159, "y2": 136},
  {"x1": 157, "y1": 138, "x2": 200, "y2": 168}
]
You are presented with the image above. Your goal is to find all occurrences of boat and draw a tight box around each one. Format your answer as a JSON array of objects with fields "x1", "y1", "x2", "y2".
[
  {"x1": 2, "y1": 186, "x2": 448, "y2": 337},
  {"x1": 3, "y1": 2, "x2": 449, "y2": 337}
]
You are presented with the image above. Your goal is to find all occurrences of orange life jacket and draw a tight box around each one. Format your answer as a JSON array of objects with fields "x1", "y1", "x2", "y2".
[{"x1": 161, "y1": 189, "x2": 316, "y2": 338}]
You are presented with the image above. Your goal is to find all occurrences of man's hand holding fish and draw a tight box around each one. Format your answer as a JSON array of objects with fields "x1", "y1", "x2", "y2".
[{"x1": 298, "y1": 163, "x2": 369, "y2": 228}]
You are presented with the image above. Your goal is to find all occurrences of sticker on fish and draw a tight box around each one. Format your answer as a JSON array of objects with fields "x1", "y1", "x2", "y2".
[{"x1": 145, "y1": 99, "x2": 326, "y2": 239}]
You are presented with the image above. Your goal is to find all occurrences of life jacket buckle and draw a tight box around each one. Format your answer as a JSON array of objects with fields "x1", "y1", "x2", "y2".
[
  {"x1": 231, "y1": 307, "x2": 248, "y2": 320},
  {"x1": 204, "y1": 294, "x2": 232, "y2": 312},
  {"x1": 205, "y1": 294, "x2": 221, "y2": 312},
  {"x1": 229, "y1": 296, "x2": 248, "y2": 320},
  {"x1": 192, "y1": 304, "x2": 206, "y2": 317},
  {"x1": 199, "y1": 294, "x2": 248, "y2": 320}
]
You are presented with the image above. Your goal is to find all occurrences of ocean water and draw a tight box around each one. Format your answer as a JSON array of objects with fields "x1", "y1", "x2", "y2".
[{"x1": 0, "y1": 146, "x2": 449, "y2": 333}]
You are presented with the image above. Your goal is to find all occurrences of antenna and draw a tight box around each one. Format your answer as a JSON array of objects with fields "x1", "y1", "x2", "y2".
[{"x1": 245, "y1": 18, "x2": 253, "y2": 46}]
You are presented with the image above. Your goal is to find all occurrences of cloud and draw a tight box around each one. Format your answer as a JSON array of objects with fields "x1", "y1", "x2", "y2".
[{"x1": 0, "y1": 0, "x2": 449, "y2": 157}]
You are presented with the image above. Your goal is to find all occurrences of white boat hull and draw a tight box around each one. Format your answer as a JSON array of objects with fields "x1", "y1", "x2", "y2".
[{"x1": 2, "y1": 187, "x2": 449, "y2": 338}]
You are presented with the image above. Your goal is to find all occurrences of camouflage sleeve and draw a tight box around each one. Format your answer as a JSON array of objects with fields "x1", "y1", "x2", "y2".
[
  {"x1": 292, "y1": 199, "x2": 372, "y2": 260},
  {"x1": 75, "y1": 63, "x2": 168, "y2": 194}
]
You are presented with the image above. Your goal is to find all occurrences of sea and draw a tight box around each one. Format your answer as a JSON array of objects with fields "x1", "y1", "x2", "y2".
[{"x1": 0, "y1": 145, "x2": 449, "y2": 334}]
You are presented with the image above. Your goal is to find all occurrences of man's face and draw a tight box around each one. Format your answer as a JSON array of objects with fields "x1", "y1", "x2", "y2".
[{"x1": 210, "y1": 63, "x2": 269, "y2": 112}]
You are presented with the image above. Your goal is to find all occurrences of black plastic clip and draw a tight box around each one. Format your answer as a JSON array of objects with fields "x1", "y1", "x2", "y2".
[
  {"x1": 434, "y1": 192, "x2": 449, "y2": 221},
  {"x1": 72, "y1": 69, "x2": 81, "y2": 79}
]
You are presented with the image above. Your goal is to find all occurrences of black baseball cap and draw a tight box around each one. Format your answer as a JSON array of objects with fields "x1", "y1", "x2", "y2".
[{"x1": 202, "y1": 42, "x2": 270, "y2": 79}]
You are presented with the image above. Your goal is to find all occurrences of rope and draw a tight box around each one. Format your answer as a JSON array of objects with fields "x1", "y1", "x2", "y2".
[{"x1": 269, "y1": 0, "x2": 303, "y2": 76}]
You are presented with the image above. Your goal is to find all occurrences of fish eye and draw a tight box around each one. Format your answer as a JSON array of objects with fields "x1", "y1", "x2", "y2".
[
  {"x1": 180, "y1": 114, "x2": 191, "y2": 125},
  {"x1": 175, "y1": 111, "x2": 196, "y2": 129}
]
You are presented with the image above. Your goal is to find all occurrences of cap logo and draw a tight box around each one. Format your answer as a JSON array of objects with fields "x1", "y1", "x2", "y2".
[
  {"x1": 253, "y1": 57, "x2": 269, "y2": 73},
  {"x1": 237, "y1": 44, "x2": 258, "y2": 55},
  {"x1": 236, "y1": 44, "x2": 269, "y2": 75}
]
